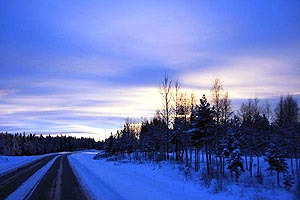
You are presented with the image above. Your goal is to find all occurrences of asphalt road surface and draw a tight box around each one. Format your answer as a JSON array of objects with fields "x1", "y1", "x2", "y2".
[
  {"x1": 0, "y1": 154, "x2": 88, "y2": 200},
  {"x1": 29, "y1": 154, "x2": 87, "y2": 200}
]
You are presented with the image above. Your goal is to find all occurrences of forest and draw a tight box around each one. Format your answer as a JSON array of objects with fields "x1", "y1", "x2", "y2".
[
  {"x1": 102, "y1": 76, "x2": 299, "y2": 190},
  {"x1": 0, "y1": 133, "x2": 103, "y2": 155}
]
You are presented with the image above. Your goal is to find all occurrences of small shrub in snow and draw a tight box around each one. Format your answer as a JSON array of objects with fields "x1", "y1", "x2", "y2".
[
  {"x1": 283, "y1": 173, "x2": 294, "y2": 190},
  {"x1": 200, "y1": 169, "x2": 211, "y2": 188},
  {"x1": 106, "y1": 155, "x2": 121, "y2": 161},
  {"x1": 295, "y1": 183, "x2": 300, "y2": 200},
  {"x1": 227, "y1": 148, "x2": 245, "y2": 182},
  {"x1": 211, "y1": 178, "x2": 227, "y2": 193},
  {"x1": 137, "y1": 160, "x2": 145, "y2": 165},
  {"x1": 252, "y1": 193, "x2": 270, "y2": 200},
  {"x1": 256, "y1": 170, "x2": 264, "y2": 185},
  {"x1": 113, "y1": 162, "x2": 122, "y2": 166},
  {"x1": 93, "y1": 152, "x2": 110, "y2": 160},
  {"x1": 151, "y1": 162, "x2": 162, "y2": 170},
  {"x1": 179, "y1": 165, "x2": 191, "y2": 181},
  {"x1": 263, "y1": 174, "x2": 276, "y2": 189}
]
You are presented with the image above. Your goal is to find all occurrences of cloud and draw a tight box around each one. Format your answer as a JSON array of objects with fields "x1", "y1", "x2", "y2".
[
  {"x1": 47, "y1": 1, "x2": 218, "y2": 69},
  {"x1": 0, "y1": 77, "x2": 163, "y2": 139},
  {"x1": 181, "y1": 55, "x2": 300, "y2": 99}
]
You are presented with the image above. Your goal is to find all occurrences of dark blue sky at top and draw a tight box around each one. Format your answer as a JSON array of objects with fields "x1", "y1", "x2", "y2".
[{"x1": 0, "y1": 0, "x2": 299, "y2": 140}]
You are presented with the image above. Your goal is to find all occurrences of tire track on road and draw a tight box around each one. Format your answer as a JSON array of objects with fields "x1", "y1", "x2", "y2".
[{"x1": 29, "y1": 154, "x2": 87, "y2": 200}]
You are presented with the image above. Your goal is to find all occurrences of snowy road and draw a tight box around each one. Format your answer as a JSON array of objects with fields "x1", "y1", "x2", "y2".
[
  {"x1": 0, "y1": 154, "x2": 57, "y2": 199},
  {"x1": 28, "y1": 154, "x2": 87, "y2": 200},
  {"x1": 0, "y1": 153, "x2": 88, "y2": 200}
]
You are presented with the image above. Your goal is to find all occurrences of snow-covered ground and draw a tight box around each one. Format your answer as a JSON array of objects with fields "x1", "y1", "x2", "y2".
[
  {"x1": 68, "y1": 151, "x2": 296, "y2": 200},
  {"x1": 68, "y1": 151, "x2": 215, "y2": 200},
  {"x1": 1, "y1": 151, "x2": 295, "y2": 199},
  {"x1": 0, "y1": 154, "x2": 46, "y2": 175}
]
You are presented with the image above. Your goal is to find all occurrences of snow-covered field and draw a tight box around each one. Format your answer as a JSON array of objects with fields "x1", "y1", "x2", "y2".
[{"x1": 69, "y1": 151, "x2": 295, "y2": 200}]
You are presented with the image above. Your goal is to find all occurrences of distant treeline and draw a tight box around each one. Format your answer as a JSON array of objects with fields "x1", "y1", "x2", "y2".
[
  {"x1": 0, "y1": 132, "x2": 103, "y2": 156},
  {"x1": 103, "y1": 76, "x2": 300, "y2": 187}
]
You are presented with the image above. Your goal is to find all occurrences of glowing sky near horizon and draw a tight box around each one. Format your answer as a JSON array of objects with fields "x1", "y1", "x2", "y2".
[{"x1": 0, "y1": 0, "x2": 300, "y2": 140}]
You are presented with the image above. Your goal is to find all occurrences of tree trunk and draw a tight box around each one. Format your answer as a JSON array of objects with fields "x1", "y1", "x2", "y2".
[
  {"x1": 295, "y1": 150, "x2": 299, "y2": 184},
  {"x1": 175, "y1": 140, "x2": 178, "y2": 161},
  {"x1": 185, "y1": 148, "x2": 189, "y2": 166},
  {"x1": 180, "y1": 149, "x2": 184, "y2": 162},
  {"x1": 222, "y1": 158, "x2": 225, "y2": 176},
  {"x1": 189, "y1": 148, "x2": 192, "y2": 167},
  {"x1": 245, "y1": 155, "x2": 248, "y2": 171},
  {"x1": 257, "y1": 156, "x2": 260, "y2": 176},
  {"x1": 205, "y1": 144, "x2": 210, "y2": 175},
  {"x1": 197, "y1": 150, "x2": 200, "y2": 172},
  {"x1": 249, "y1": 155, "x2": 253, "y2": 177},
  {"x1": 166, "y1": 132, "x2": 169, "y2": 160},
  {"x1": 209, "y1": 146, "x2": 212, "y2": 165},
  {"x1": 216, "y1": 156, "x2": 219, "y2": 174},
  {"x1": 277, "y1": 172, "x2": 280, "y2": 187},
  {"x1": 290, "y1": 157, "x2": 294, "y2": 176},
  {"x1": 194, "y1": 149, "x2": 197, "y2": 171},
  {"x1": 219, "y1": 157, "x2": 222, "y2": 175}
]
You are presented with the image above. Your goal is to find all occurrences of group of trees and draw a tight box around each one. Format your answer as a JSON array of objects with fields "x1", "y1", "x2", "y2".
[
  {"x1": 0, "y1": 133, "x2": 103, "y2": 156},
  {"x1": 104, "y1": 75, "x2": 300, "y2": 188}
]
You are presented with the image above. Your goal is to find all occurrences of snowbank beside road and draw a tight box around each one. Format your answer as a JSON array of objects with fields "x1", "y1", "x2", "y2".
[
  {"x1": 0, "y1": 155, "x2": 46, "y2": 175},
  {"x1": 69, "y1": 151, "x2": 224, "y2": 200},
  {"x1": 69, "y1": 151, "x2": 296, "y2": 200},
  {"x1": 0, "y1": 152, "x2": 66, "y2": 175}
]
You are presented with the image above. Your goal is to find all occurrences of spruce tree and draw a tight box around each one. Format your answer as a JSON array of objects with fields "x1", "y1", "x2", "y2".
[
  {"x1": 265, "y1": 142, "x2": 288, "y2": 187},
  {"x1": 223, "y1": 128, "x2": 244, "y2": 182},
  {"x1": 190, "y1": 94, "x2": 215, "y2": 174}
]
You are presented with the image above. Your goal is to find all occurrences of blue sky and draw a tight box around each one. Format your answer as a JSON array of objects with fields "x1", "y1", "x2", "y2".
[{"x1": 0, "y1": 0, "x2": 299, "y2": 140}]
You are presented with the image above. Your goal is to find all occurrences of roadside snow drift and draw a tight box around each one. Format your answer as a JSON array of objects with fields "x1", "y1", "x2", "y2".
[
  {"x1": 0, "y1": 155, "x2": 46, "y2": 175},
  {"x1": 68, "y1": 151, "x2": 296, "y2": 200},
  {"x1": 69, "y1": 151, "x2": 226, "y2": 200}
]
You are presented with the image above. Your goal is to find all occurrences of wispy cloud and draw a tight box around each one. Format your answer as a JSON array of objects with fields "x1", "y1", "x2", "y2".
[
  {"x1": 0, "y1": 77, "x2": 162, "y2": 140},
  {"x1": 182, "y1": 54, "x2": 300, "y2": 99}
]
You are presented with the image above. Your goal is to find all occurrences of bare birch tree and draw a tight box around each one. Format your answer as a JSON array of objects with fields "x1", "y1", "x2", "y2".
[{"x1": 159, "y1": 74, "x2": 173, "y2": 159}]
